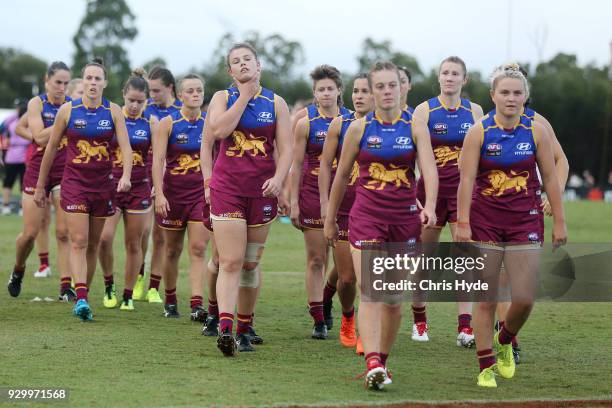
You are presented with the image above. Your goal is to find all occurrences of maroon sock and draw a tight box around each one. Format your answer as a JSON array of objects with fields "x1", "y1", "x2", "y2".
[
  {"x1": 308, "y1": 301, "x2": 324, "y2": 324},
  {"x1": 365, "y1": 352, "x2": 382, "y2": 369},
  {"x1": 477, "y1": 349, "x2": 496, "y2": 371},
  {"x1": 380, "y1": 353, "x2": 389, "y2": 366},
  {"x1": 123, "y1": 289, "x2": 133, "y2": 301},
  {"x1": 219, "y1": 312, "x2": 234, "y2": 333},
  {"x1": 412, "y1": 305, "x2": 427, "y2": 324},
  {"x1": 13, "y1": 265, "x2": 25, "y2": 278},
  {"x1": 149, "y1": 274, "x2": 162, "y2": 290},
  {"x1": 190, "y1": 295, "x2": 203, "y2": 309},
  {"x1": 104, "y1": 275, "x2": 114, "y2": 286},
  {"x1": 138, "y1": 263, "x2": 145, "y2": 277},
  {"x1": 60, "y1": 277, "x2": 71, "y2": 292},
  {"x1": 38, "y1": 252, "x2": 49, "y2": 267},
  {"x1": 342, "y1": 307, "x2": 355, "y2": 319},
  {"x1": 237, "y1": 313, "x2": 251, "y2": 335},
  {"x1": 165, "y1": 288, "x2": 177, "y2": 305},
  {"x1": 208, "y1": 299, "x2": 218, "y2": 316},
  {"x1": 498, "y1": 325, "x2": 516, "y2": 345},
  {"x1": 323, "y1": 281, "x2": 336, "y2": 303},
  {"x1": 458, "y1": 313, "x2": 472, "y2": 331},
  {"x1": 75, "y1": 283, "x2": 88, "y2": 301}
]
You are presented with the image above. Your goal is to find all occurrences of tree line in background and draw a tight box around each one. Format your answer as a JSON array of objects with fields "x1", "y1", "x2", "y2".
[{"x1": 0, "y1": 0, "x2": 609, "y2": 183}]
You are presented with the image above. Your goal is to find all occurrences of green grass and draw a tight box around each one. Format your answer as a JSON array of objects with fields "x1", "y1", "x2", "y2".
[{"x1": 1, "y1": 201, "x2": 611, "y2": 407}]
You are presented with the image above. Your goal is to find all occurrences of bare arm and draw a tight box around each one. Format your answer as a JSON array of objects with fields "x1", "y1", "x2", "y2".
[
  {"x1": 153, "y1": 116, "x2": 172, "y2": 217},
  {"x1": 413, "y1": 117, "x2": 438, "y2": 226},
  {"x1": 200, "y1": 114, "x2": 214, "y2": 205},
  {"x1": 207, "y1": 75, "x2": 259, "y2": 140},
  {"x1": 112, "y1": 103, "x2": 132, "y2": 192},
  {"x1": 470, "y1": 102, "x2": 484, "y2": 122},
  {"x1": 412, "y1": 101, "x2": 429, "y2": 123},
  {"x1": 323, "y1": 119, "x2": 363, "y2": 244},
  {"x1": 33, "y1": 103, "x2": 70, "y2": 207},
  {"x1": 263, "y1": 95, "x2": 292, "y2": 196},
  {"x1": 26, "y1": 97, "x2": 53, "y2": 146},
  {"x1": 289, "y1": 116, "x2": 309, "y2": 228},
  {"x1": 318, "y1": 116, "x2": 341, "y2": 220},
  {"x1": 15, "y1": 114, "x2": 32, "y2": 141},
  {"x1": 537, "y1": 113, "x2": 568, "y2": 190},
  {"x1": 534, "y1": 121, "x2": 567, "y2": 246},
  {"x1": 455, "y1": 123, "x2": 483, "y2": 241}
]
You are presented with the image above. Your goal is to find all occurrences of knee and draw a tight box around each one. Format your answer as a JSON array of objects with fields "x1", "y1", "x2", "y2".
[
  {"x1": 153, "y1": 228, "x2": 165, "y2": 246},
  {"x1": 338, "y1": 272, "x2": 355, "y2": 286},
  {"x1": 189, "y1": 242, "x2": 207, "y2": 259},
  {"x1": 55, "y1": 227, "x2": 70, "y2": 244},
  {"x1": 99, "y1": 237, "x2": 113, "y2": 252},
  {"x1": 21, "y1": 228, "x2": 38, "y2": 243},
  {"x1": 307, "y1": 254, "x2": 325, "y2": 272},
  {"x1": 219, "y1": 258, "x2": 243, "y2": 273},
  {"x1": 125, "y1": 239, "x2": 141, "y2": 255},
  {"x1": 71, "y1": 235, "x2": 88, "y2": 250},
  {"x1": 239, "y1": 264, "x2": 259, "y2": 288},
  {"x1": 165, "y1": 243, "x2": 183, "y2": 260},
  {"x1": 477, "y1": 301, "x2": 498, "y2": 314}
]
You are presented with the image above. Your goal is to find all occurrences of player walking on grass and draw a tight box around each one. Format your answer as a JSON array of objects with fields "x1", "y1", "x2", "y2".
[
  {"x1": 33, "y1": 58, "x2": 133, "y2": 321},
  {"x1": 290, "y1": 65, "x2": 350, "y2": 339},
  {"x1": 7, "y1": 62, "x2": 75, "y2": 301},
  {"x1": 202, "y1": 43, "x2": 292, "y2": 355},
  {"x1": 97, "y1": 69, "x2": 157, "y2": 311},
  {"x1": 153, "y1": 74, "x2": 209, "y2": 321},
  {"x1": 325, "y1": 61, "x2": 438, "y2": 390},
  {"x1": 411, "y1": 56, "x2": 484, "y2": 346},
  {"x1": 456, "y1": 62, "x2": 567, "y2": 387},
  {"x1": 319, "y1": 73, "x2": 373, "y2": 349}
]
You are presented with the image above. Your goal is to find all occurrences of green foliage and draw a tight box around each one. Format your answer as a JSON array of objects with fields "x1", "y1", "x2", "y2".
[
  {"x1": 0, "y1": 48, "x2": 47, "y2": 106},
  {"x1": 71, "y1": 0, "x2": 137, "y2": 102}
]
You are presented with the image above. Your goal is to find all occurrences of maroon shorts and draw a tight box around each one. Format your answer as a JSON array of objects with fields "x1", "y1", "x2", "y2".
[
  {"x1": 471, "y1": 202, "x2": 542, "y2": 247},
  {"x1": 299, "y1": 191, "x2": 323, "y2": 229},
  {"x1": 61, "y1": 188, "x2": 116, "y2": 218},
  {"x1": 337, "y1": 214, "x2": 349, "y2": 242},
  {"x1": 116, "y1": 182, "x2": 152, "y2": 214},
  {"x1": 349, "y1": 215, "x2": 421, "y2": 250},
  {"x1": 156, "y1": 200, "x2": 206, "y2": 230},
  {"x1": 203, "y1": 203, "x2": 213, "y2": 232},
  {"x1": 417, "y1": 189, "x2": 457, "y2": 228},
  {"x1": 210, "y1": 188, "x2": 277, "y2": 227}
]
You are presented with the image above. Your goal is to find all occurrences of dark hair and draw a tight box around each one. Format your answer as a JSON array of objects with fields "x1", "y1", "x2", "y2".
[
  {"x1": 439, "y1": 56, "x2": 467, "y2": 77},
  {"x1": 353, "y1": 73, "x2": 369, "y2": 81},
  {"x1": 47, "y1": 61, "x2": 70, "y2": 79},
  {"x1": 310, "y1": 64, "x2": 343, "y2": 106},
  {"x1": 81, "y1": 57, "x2": 107, "y2": 79},
  {"x1": 148, "y1": 66, "x2": 176, "y2": 96},
  {"x1": 123, "y1": 68, "x2": 148, "y2": 94},
  {"x1": 367, "y1": 60, "x2": 400, "y2": 89},
  {"x1": 178, "y1": 73, "x2": 205, "y2": 93},
  {"x1": 398, "y1": 66, "x2": 412, "y2": 83},
  {"x1": 16, "y1": 99, "x2": 28, "y2": 117},
  {"x1": 225, "y1": 43, "x2": 259, "y2": 68}
]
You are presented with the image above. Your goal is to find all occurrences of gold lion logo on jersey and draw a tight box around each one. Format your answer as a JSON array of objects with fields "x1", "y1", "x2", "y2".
[
  {"x1": 58, "y1": 136, "x2": 68, "y2": 151},
  {"x1": 364, "y1": 163, "x2": 410, "y2": 190},
  {"x1": 226, "y1": 131, "x2": 267, "y2": 157},
  {"x1": 113, "y1": 148, "x2": 145, "y2": 167},
  {"x1": 348, "y1": 161, "x2": 359, "y2": 186},
  {"x1": 72, "y1": 140, "x2": 109, "y2": 164},
  {"x1": 310, "y1": 155, "x2": 337, "y2": 176},
  {"x1": 434, "y1": 146, "x2": 460, "y2": 167},
  {"x1": 482, "y1": 170, "x2": 530, "y2": 196},
  {"x1": 170, "y1": 154, "x2": 200, "y2": 175}
]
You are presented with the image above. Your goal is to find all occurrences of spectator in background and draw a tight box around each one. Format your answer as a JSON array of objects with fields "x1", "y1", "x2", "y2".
[
  {"x1": 582, "y1": 170, "x2": 595, "y2": 188},
  {"x1": 606, "y1": 171, "x2": 612, "y2": 188},
  {"x1": 2, "y1": 100, "x2": 29, "y2": 215},
  {"x1": 567, "y1": 172, "x2": 584, "y2": 189}
]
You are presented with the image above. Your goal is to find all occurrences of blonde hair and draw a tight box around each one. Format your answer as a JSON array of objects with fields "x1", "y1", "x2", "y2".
[
  {"x1": 67, "y1": 78, "x2": 82, "y2": 96},
  {"x1": 490, "y1": 62, "x2": 530, "y2": 99}
]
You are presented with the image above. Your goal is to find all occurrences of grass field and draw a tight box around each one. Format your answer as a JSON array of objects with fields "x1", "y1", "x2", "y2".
[{"x1": 1, "y1": 201, "x2": 612, "y2": 407}]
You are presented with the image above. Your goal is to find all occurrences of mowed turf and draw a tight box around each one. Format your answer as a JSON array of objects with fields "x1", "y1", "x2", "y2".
[{"x1": 1, "y1": 201, "x2": 611, "y2": 407}]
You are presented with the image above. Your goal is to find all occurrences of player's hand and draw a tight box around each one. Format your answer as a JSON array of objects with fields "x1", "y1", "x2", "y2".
[
  {"x1": 420, "y1": 205, "x2": 437, "y2": 228},
  {"x1": 552, "y1": 220, "x2": 567, "y2": 250},
  {"x1": 277, "y1": 192, "x2": 290, "y2": 216},
  {"x1": 416, "y1": 198, "x2": 424, "y2": 210},
  {"x1": 324, "y1": 218, "x2": 338, "y2": 248},
  {"x1": 540, "y1": 198, "x2": 552, "y2": 217},
  {"x1": 33, "y1": 186, "x2": 46, "y2": 208},
  {"x1": 204, "y1": 187, "x2": 211, "y2": 206},
  {"x1": 117, "y1": 176, "x2": 131, "y2": 193},
  {"x1": 155, "y1": 193, "x2": 170, "y2": 218},
  {"x1": 262, "y1": 176, "x2": 282, "y2": 198},
  {"x1": 455, "y1": 222, "x2": 472, "y2": 242},
  {"x1": 289, "y1": 203, "x2": 301, "y2": 230},
  {"x1": 236, "y1": 71, "x2": 260, "y2": 100}
]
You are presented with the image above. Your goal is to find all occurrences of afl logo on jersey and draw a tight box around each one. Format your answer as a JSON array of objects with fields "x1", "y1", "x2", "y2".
[
  {"x1": 486, "y1": 143, "x2": 502, "y2": 157},
  {"x1": 366, "y1": 135, "x2": 382, "y2": 149},
  {"x1": 258, "y1": 111, "x2": 274, "y2": 123},
  {"x1": 433, "y1": 123, "x2": 448, "y2": 135},
  {"x1": 43, "y1": 112, "x2": 55, "y2": 120},
  {"x1": 74, "y1": 119, "x2": 87, "y2": 129},
  {"x1": 315, "y1": 130, "x2": 327, "y2": 142},
  {"x1": 176, "y1": 133, "x2": 188, "y2": 144}
]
